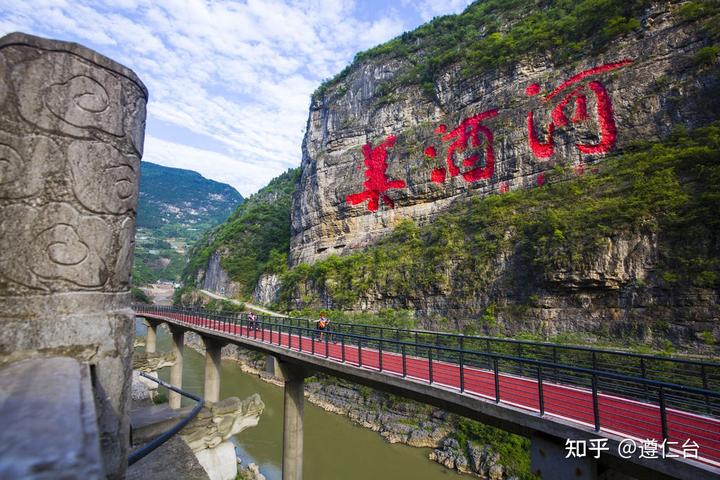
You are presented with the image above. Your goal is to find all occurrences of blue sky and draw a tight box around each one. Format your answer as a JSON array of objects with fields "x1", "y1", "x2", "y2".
[{"x1": 1, "y1": 0, "x2": 473, "y2": 196}]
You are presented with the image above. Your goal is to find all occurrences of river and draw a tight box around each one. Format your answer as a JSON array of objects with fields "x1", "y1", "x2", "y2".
[{"x1": 137, "y1": 320, "x2": 453, "y2": 480}]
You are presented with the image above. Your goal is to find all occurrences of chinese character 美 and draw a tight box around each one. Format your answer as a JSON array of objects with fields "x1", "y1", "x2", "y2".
[
  {"x1": 525, "y1": 60, "x2": 633, "y2": 159},
  {"x1": 346, "y1": 135, "x2": 407, "y2": 212},
  {"x1": 565, "y1": 439, "x2": 587, "y2": 458}
]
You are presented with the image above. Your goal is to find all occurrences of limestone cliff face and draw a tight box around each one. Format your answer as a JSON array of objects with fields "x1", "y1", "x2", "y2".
[
  {"x1": 252, "y1": 273, "x2": 280, "y2": 305},
  {"x1": 290, "y1": 3, "x2": 718, "y2": 266},
  {"x1": 200, "y1": 251, "x2": 241, "y2": 298}
]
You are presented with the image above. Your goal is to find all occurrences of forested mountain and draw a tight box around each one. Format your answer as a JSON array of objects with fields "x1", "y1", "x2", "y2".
[
  {"x1": 133, "y1": 162, "x2": 243, "y2": 285},
  {"x1": 137, "y1": 161, "x2": 243, "y2": 230},
  {"x1": 179, "y1": 168, "x2": 299, "y2": 298}
]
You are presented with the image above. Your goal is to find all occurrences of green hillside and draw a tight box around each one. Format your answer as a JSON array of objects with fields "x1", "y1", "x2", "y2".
[
  {"x1": 316, "y1": 0, "x2": 719, "y2": 100},
  {"x1": 133, "y1": 162, "x2": 243, "y2": 285},
  {"x1": 278, "y1": 124, "x2": 720, "y2": 347},
  {"x1": 181, "y1": 168, "x2": 300, "y2": 296}
]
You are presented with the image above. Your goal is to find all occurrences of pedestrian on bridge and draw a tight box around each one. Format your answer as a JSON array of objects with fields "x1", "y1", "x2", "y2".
[
  {"x1": 247, "y1": 311, "x2": 257, "y2": 332},
  {"x1": 315, "y1": 312, "x2": 329, "y2": 341}
]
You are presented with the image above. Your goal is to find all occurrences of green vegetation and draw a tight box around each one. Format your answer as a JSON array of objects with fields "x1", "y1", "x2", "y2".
[
  {"x1": 205, "y1": 298, "x2": 245, "y2": 313},
  {"x1": 182, "y1": 168, "x2": 300, "y2": 297},
  {"x1": 314, "y1": 0, "x2": 720, "y2": 101},
  {"x1": 132, "y1": 241, "x2": 185, "y2": 284},
  {"x1": 133, "y1": 162, "x2": 243, "y2": 286},
  {"x1": 454, "y1": 417, "x2": 532, "y2": 479},
  {"x1": 136, "y1": 161, "x2": 243, "y2": 231},
  {"x1": 131, "y1": 286, "x2": 151, "y2": 304},
  {"x1": 278, "y1": 124, "x2": 720, "y2": 318},
  {"x1": 287, "y1": 307, "x2": 417, "y2": 329}
]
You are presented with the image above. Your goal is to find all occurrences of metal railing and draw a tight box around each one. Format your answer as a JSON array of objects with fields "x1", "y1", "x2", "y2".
[
  {"x1": 128, "y1": 372, "x2": 204, "y2": 466},
  {"x1": 134, "y1": 304, "x2": 720, "y2": 465}
]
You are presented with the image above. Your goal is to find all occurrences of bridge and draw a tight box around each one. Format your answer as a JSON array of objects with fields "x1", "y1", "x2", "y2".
[{"x1": 134, "y1": 304, "x2": 720, "y2": 480}]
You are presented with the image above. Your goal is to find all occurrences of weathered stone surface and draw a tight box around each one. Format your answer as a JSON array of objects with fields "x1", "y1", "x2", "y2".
[
  {"x1": 133, "y1": 351, "x2": 176, "y2": 372},
  {"x1": 126, "y1": 435, "x2": 209, "y2": 480},
  {"x1": 201, "y1": 250, "x2": 241, "y2": 298},
  {"x1": 0, "y1": 357, "x2": 103, "y2": 479},
  {"x1": 0, "y1": 32, "x2": 147, "y2": 479},
  {"x1": 195, "y1": 441, "x2": 237, "y2": 480},
  {"x1": 290, "y1": 5, "x2": 717, "y2": 266},
  {"x1": 252, "y1": 272, "x2": 281, "y2": 305},
  {"x1": 131, "y1": 370, "x2": 158, "y2": 402},
  {"x1": 180, "y1": 395, "x2": 265, "y2": 453}
]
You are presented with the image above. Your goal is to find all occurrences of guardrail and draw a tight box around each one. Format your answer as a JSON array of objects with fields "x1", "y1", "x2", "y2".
[
  {"x1": 128, "y1": 372, "x2": 204, "y2": 466},
  {"x1": 134, "y1": 304, "x2": 720, "y2": 466}
]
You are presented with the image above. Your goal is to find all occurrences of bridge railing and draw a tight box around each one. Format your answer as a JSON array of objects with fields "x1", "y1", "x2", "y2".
[
  {"x1": 154, "y1": 304, "x2": 720, "y2": 393},
  {"x1": 134, "y1": 304, "x2": 720, "y2": 464}
]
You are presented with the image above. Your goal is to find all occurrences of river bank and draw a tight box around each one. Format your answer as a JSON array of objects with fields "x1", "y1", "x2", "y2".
[{"x1": 181, "y1": 329, "x2": 526, "y2": 479}]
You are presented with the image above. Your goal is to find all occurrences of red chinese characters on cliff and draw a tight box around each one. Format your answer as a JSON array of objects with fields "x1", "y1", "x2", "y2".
[
  {"x1": 526, "y1": 60, "x2": 633, "y2": 159},
  {"x1": 346, "y1": 135, "x2": 407, "y2": 212},
  {"x1": 428, "y1": 109, "x2": 499, "y2": 184},
  {"x1": 345, "y1": 58, "x2": 634, "y2": 212}
]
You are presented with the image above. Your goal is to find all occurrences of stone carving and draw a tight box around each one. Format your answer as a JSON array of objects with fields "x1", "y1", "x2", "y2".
[
  {"x1": 0, "y1": 56, "x2": 7, "y2": 107},
  {"x1": 180, "y1": 395, "x2": 265, "y2": 453},
  {"x1": 0, "y1": 132, "x2": 60, "y2": 199},
  {"x1": 68, "y1": 141, "x2": 140, "y2": 214},
  {"x1": 11, "y1": 54, "x2": 125, "y2": 138},
  {"x1": 132, "y1": 352, "x2": 176, "y2": 372},
  {"x1": 0, "y1": 203, "x2": 113, "y2": 291},
  {"x1": 0, "y1": 33, "x2": 146, "y2": 295},
  {"x1": 0, "y1": 32, "x2": 147, "y2": 480}
]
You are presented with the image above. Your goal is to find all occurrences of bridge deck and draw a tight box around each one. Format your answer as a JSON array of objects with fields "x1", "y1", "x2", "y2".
[{"x1": 135, "y1": 306, "x2": 720, "y2": 475}]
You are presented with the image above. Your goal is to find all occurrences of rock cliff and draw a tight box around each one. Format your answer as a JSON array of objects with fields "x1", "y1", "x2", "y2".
[
  {"x1": 275, "y1": 0, "x2": 720, "y2": 349},
  {"x1": 290, "y1": 1, "x2": 718, "y2": 266}
]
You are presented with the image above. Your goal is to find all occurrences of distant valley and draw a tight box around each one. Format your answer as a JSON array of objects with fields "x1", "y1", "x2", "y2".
[{"x1": 133, "y1": 161, "x2": 243, "y2": 285}]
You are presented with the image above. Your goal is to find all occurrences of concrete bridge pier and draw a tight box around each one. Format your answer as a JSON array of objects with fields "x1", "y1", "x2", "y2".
[
  {"x1": 531, "y1": 434, "x2": 597, "y2": 480},
  {"x1": 145, "y1": 320, "x2": 158, "y2": 354},
  {"x1": 203, "y1": 337, "x2": 223, "y2": 403},
  {"x1": 169, "y1": 327, "x2": 185, "y2": 409},
  {"x1": 277, "y1": 360, "x2": 308, "y2": 480}
]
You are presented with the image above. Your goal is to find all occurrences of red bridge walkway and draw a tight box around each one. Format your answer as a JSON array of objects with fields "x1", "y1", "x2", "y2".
[{"x1": 135, "y1": 306, "x2": 720, "y2": 469}]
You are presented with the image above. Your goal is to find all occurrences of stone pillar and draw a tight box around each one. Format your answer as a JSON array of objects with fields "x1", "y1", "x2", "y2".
[
  {"x1": 169, "y1": 327, "x2": 185, "y2": 409},
  {"x1": 265, "y1": 354, "x2": 277, "y2": 377},
  {"x1": 146, "y1": 321, "x2": 158, "y2": 354},
  {"x1": 203, "y1": 337, "x2": 222, "y2": 403},
  {"x1": 531, "y1": 434, "x2": 597, "y2": 480},
  {"x1": 277, "y1": 362, "x2": 308, "y2": 480},
  {"x1": 0, "y1": 32, "x2": 147, "y2": 480}
]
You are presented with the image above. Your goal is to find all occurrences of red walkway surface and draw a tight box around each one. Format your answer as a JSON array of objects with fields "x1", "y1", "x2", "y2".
[{"x1": 141, "y1": 310, "x2": 720, "y2": 467}]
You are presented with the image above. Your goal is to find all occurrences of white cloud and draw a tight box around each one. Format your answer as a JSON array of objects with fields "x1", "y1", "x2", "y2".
[{"x1": 1, "y1": 0, "x2": 469, "y2": 195}]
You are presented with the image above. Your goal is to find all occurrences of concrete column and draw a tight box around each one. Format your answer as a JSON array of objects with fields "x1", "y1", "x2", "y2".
[
  {"x1": 146, "y1": 321, "x2": 158, "y2": 354},
  {"x1": 278, "y1": 361, "x2": 308, "y2": 480},
  {"x1": 169, "y1": 328, "x2": 185, "y2": 409},
  {"x1": 203, "y1": 337, "x2": 222, "y2": 403},
  {"x1": 531, "y1": 433, "x2": 597, "y2": 479},
  {"x1": 0, "y1": 32, "x2": 147, "y2": 480},
  {"x1": 265, "y1": 354, "x2": 278, "y2": 377}
]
